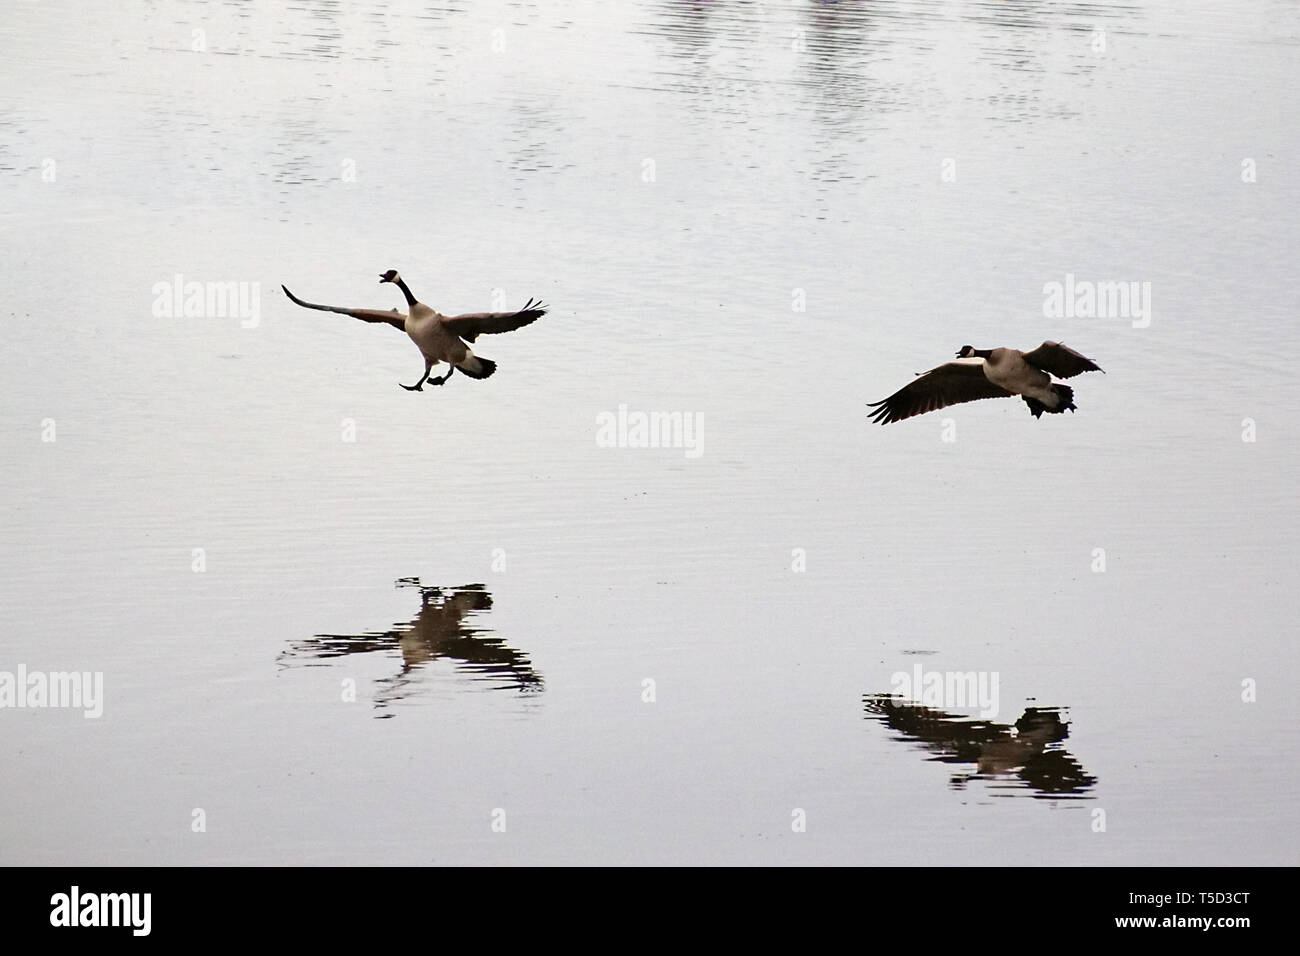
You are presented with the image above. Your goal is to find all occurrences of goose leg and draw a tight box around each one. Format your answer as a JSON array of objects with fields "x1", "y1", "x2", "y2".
[
  {"x1": 426, "y1": 365, "x2": 456, "y2": 387},
  {"x1": 400, "y1": 360, "x2": 433, "y2": 391}
]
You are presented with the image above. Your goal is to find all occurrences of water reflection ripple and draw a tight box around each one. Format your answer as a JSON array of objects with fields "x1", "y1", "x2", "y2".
[
  {"x1": 281, "y1": 579, "x2": 543, "y2": 715},
  {"x1": 864, "y1": 695, "x2": 1097, "y2": 799}
]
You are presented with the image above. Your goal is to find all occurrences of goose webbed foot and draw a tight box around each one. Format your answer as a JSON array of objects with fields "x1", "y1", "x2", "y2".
[
  {"x1": 426, "y1": 366, "x2": 455, "y2": 387},
  {"x1": 401, "y1": 362, "x2": 434, "y2": 391}
]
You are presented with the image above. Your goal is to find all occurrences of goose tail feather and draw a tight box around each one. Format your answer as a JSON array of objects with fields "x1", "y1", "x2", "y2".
[
  {"x1": 456, "y1": 355, "x2": 497, "y2": 380},
  {"x1": 1024, "y1": 384, "x2": 1076, "y2": 418}
]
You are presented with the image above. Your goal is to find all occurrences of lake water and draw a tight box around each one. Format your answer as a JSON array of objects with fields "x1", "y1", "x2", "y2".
[{"x1": 2, "y1": 0, "x2": 1297, "y2": 865}]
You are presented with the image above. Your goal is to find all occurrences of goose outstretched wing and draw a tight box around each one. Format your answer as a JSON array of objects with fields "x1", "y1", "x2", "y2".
[
  {"x1": 1021, "y1": 341, "x2": 1103, "y2": 378},
  {"x1": 442, "y1": 298, "x2": 547, "y2": 342},
  {"x1": 282, "y1": 285, "x2": 406, "y2": 331},
  {"x1": 868, "y1": 360, "x2": 1013, "y2": 425}
]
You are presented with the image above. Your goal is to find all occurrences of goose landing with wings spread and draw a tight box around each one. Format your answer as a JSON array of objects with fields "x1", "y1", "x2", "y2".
[
  {"x1": 868, "y1": 342, "x2": 1104, "y2": 425},
  {"x1": 282, "y1": 270, "x2": 547, "y2": 391}
]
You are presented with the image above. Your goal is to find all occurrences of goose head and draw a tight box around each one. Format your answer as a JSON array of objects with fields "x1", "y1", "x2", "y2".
[
  {"x1": 379, "y1": 269, "x2": 401, "y2": 284},
  {"x1": 956, "y1": 345, "x2": 977, "y2": 358}
]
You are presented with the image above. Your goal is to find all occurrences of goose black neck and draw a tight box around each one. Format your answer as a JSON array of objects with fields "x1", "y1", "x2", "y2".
[
  {"x1": 395, "y1": 277, "x2": 417, "y2": 307},
  {"x1": 974, "y1": 349, "x2": 993, "y2": 359}
]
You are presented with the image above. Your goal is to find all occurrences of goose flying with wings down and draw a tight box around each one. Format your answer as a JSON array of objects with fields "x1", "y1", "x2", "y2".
[
  {"x1": 282, "y1": 270, "x2": 547, "y2": 391},
  {"x1": 868, "y1": 342, "x2": 1103, "y2": 424}
]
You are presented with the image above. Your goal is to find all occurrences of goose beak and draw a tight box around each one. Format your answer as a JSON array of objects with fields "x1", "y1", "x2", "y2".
[{"x1": 379, "y1": 274, "x2": 389, "y2": 283}]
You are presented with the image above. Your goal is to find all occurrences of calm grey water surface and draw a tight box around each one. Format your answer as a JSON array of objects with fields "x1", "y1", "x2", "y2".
[{"x1": 2, "y1": 0, "x2": 1298, "y2": 864}]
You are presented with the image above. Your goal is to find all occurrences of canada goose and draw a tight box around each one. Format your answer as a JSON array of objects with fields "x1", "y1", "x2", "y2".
[
  {"x1": 281, "y1": 270, "x2": 547, "y2": 391},
  {"x1": 867, "y1": 341, "x2": 1103, "y2": 424}
]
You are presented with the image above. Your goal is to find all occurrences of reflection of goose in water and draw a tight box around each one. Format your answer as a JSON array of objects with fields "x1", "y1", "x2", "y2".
[
  {"x1": 863, "y1": 695, "x2": 1096, "y2": 798},
  {"x1": 281, "y1": 579, "x2": 542, "y2": 712}
]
